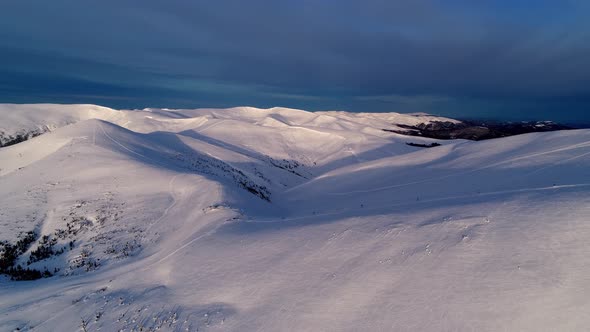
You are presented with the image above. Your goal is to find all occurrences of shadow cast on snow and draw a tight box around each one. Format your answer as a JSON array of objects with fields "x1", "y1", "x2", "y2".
[{"x1": 97, "y1": 120, "x2": 590, "y2": 235}]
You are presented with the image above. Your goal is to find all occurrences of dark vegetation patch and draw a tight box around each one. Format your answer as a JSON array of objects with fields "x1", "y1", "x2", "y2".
[
  {"x1": 384, "y1": 120, "x2": 573, "y2": 141},
  {"x1": 0, "y1": 198, "x2": 109, "y2": 281},
  {"x1": 406, "y1": 142, "x2": 441, "y2": 148},
  {"x1": 267, "y1": 157, "x2": 309, "y2": 178},
  {"x1": 0, "y1": 128, "x2": 50, "y2": 148},
  {"x1": 28, "y1": 234, "x2": 67, "y2": 264},
  {"x1": 0, "y1": 231, "x2": 53, "y2": 280},
  {"x1": 173, "y1": 152, "x2": 271, "y2": 201}
]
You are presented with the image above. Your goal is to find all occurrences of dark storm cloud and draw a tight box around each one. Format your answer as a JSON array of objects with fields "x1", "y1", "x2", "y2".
[{"x1": 1, "y1": 0, "x2": 589, "y2": 122}]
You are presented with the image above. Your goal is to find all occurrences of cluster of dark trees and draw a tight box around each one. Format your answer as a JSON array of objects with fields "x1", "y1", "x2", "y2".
[
  {"x1": 28, "y1": 234, "x2": 63, "y2": 264},
  {"x1": 0, "y1": 231, "x2": 53, "y2": 281},
  {"x1": 3, "y1": 265, "x2": 52, "y2": 280},
  {"x1": 0, "y1": 130, "x2": 44, "y2": 148},
  {"x1": 384, "y1": 120, "x2": 573, "y2": 141},
  {"x1": 406, "y1": 142, "x2": 442, "y2": 148}
]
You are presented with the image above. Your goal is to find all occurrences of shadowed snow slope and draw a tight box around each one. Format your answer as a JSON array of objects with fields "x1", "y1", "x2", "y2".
[{"x1": 1, "y1": 104, "x2": 589, "y2": 331}]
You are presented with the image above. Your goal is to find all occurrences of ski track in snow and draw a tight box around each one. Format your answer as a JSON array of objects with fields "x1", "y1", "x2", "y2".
[
  {"x1": 144, "y1": 174, "x2": 179, "y2": 234},
  {"x1": 326, "y1": 141, "x2": 590, "y2": 196},
  {"x1": 147, "y1": 219, "x2": 227, "y2": 268},
  {"x1": 253, "y1": 183, "x2": 590, "y2": 224},
  {"x1": 98, "y1": 122, "x2": 148, "y2": 160}
]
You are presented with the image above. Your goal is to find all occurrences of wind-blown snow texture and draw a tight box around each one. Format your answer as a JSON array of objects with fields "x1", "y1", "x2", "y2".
[{"x1": 0, "y1": 104, "x2": 589, "y2": 331}]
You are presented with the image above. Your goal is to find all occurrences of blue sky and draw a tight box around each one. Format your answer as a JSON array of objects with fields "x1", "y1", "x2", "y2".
[{"x1": 1, "y1": 1, "x2": 589, "y2": 123}]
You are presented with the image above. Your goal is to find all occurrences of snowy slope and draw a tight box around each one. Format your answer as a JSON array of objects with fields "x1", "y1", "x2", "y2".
[{"x1": 0, "y1": 104, "x2": 589, "y2": 332}]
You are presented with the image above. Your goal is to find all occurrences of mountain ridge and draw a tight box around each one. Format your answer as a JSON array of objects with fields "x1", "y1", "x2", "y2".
[{"x1": 1, "y1": 104, "x2": 589, "y2": 331}]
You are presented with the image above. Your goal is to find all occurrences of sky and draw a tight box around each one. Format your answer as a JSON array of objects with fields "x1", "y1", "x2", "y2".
[{"x1": 1, "y1": 1, "x2": 589, "y2": 124}]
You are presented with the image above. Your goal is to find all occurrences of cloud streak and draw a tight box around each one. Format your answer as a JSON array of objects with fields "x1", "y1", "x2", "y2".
[{"x1": 0, "y1": 1, "x2": 589, "y2": 123}]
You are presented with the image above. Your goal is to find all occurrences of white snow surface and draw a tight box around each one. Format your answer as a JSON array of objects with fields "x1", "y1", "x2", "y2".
[{"x1": 0, "y1": 104, "x2": 589, "y2": 331}]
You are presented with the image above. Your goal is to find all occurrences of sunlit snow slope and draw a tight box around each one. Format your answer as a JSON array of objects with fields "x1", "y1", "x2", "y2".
[{"x1": 1, "y1": 104, "x2": 589, "y2": 332}]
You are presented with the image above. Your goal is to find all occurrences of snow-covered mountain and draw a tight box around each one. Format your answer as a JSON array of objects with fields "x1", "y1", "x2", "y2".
[{"x1": 1, "y1": 104, "x2": 589, "y2": 331}]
